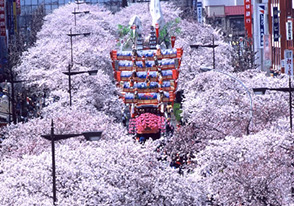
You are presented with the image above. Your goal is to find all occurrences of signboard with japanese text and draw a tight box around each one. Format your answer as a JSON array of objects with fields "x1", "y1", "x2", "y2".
[
  {"x1": 6, "y1": 0, "x2": 14, "y2": 35},
  {"x1": 273, "y1": 7, "x2": 279, "y2": 42},
  {"x1": 258, "y1": 4, "x2": 265, "y2": 48},
  {"x1": 193, "y1": 0, "x2": 196, "y2": 19},
  {"x1": 0, "y1": 0, "x2": 5, "y2": 37},
  {"x1": 285, "y1": 50, "x2": 293, "y2": 77},
  {"x1": 244, "y1": 0, "x2": 252, "y2": 38},
  {"x1": 263, "y1": 34, "x2": 271, "y2": 67},
  {"x1": 286, "y1": 19, "x2": 293, "y2": 41},
  {"x1": 197, "y1": 2, "x2": 202, "y2": 24}
]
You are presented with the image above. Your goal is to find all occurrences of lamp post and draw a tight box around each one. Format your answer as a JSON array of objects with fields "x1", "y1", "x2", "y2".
[
  {"x1": 67, "y1": 29, "x2": 90, "y2": 67},
  {"x1": 200, "y1": 67, "x2": 253, "y2": 135},
  {"x1": 72, "y1": 8, "x2": 90, "y2": 26},
  {"x1": 190, "y1": 35, "x2": 218, "y2": 70},
  {"x1": 253, "y1": 77, "x2": 294, "y2": 133},
  {"x1": 66, "y1": 29, "x2": 96, "y2": 106},
  {"x1": 62, "y1": 65, "x2": 97, "y2": 106},
  {"x1": 74, "y1": 0, "x2": 87, "y2": 10},
  {"x1": 41, "y1": 119, "x2": 103, "y2": 205}
]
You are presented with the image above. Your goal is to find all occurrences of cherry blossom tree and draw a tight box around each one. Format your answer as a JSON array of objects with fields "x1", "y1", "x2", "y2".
[
  {"x1": 195, "y1": 127, "x2": 294, "y2": 206},
  {"x1": 1, "y1": 2, "x2": 294, "y2": 205},
  {"x1": 0, "y1": 136, "x2": 206, "y2": 205}
]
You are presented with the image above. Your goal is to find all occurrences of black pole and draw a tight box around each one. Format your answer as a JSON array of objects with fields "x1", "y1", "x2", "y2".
[
  {"x1": 70, "y1": 29, "x2": 73, "y2": 66},
  {"x1": 51, "y1": 119, "x2": 57, "y2": 204},
  {"x1": 68, "y1": 65, "x2": 72, "y2": 106},
  {"x1": 74, "y1": 8, "x2": 76, "y2": 26},
  {"x1": 289, "y1": 76, "x2": 293, "y2": 133},
  {"x1": 11, "y1": 77, "x2": 16, "y2": 124},
  {"x1": 212, "y1": 35, "x2": 215, "y2": 70},
  {"x1": 69, "y1": 29, "x2": 73, "y2": 106},
  {"x1": 7, "y1": 57, "x2": 16, "y2": 124},
  {"x1": 7, "y1": 86, "x2": 11, "y2": 124}
]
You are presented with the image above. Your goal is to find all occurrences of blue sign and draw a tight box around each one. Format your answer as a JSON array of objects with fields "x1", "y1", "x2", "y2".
[
  {"x1": 259, "y1": 4, "x2": 265, "y2": 47},
  {"x1": 197, "y1": 2, "x2": 202, "y2": 24},
  {"x1": 273, "y1": 7, "x2": 279, "y2": 42}
]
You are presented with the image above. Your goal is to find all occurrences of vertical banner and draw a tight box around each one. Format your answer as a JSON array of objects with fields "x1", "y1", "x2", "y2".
[
  {"x1": 193, "y1": 0, "x2": 197, "y2": 20},
  {"x1": 197, "y1": 2, "x2": 202, "y2": 24},
  {"x1": 7, "y1": 0, "x2": 14, "y2": 35},
  {"x1": 273, "y1": 6, "x2": 279, "y2": 42},
  {"x1": 263, "y1": 34, "x2": 272, "y2": 67},
  {"x1": 13, "y1": 1, "x2": 17, "y2": 34},
  {"x1": 286, "y1": 19, "x2": 293, "y2": 41},
  {"x1": 244, "y1": 0, "x2": 252, "y2": 38},
  {"x1": 0, "y1": 0, "x2": 5, "y2": 37},
  {"x1": 258, "y1": 4, "x2": 265, "y2": 48},
  {"x1": 16, "y1": 0, "x2": 20, "y2": 15},
  {"x1": 285, "y1": 50, "x2": 293, "y2": 77}
]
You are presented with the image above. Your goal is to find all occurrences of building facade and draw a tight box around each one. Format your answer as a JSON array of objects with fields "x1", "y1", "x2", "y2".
[
  {"x1": 267, "y1": 0, "x2": 294, "y2": 74},
  {"x1": 0, "y1": 0, "x2": 123, "y2": 80}
]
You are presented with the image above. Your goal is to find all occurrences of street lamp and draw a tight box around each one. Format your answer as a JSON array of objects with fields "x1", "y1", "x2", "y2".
[
  {"x1": 200, "y1": 67, "x2": 253, "y2": 135},
  {"x1": 67, "y1": 29, "x2": 90, "y2": 67},
  {"x1": 65, "y1": 29, "x2": 96, "y2": 106},
  {"x1": 41, "y1": 119, "x2": 103, "y2": 205},
  {"x1": 62, "y1": 65, "x2": 98, "y2": 106},
  {"x1": 253, "y1": 83, "x2": 294, "y2": 133},
  {"x1": 72, "y1": 8, "x2": 90, "y2": 26},
  {"x1": 190, "y1": 35, "x2": 218, "y2": 70},
  {"x1": 75, "y1": 0, "x2": 87, "y2": 10}
]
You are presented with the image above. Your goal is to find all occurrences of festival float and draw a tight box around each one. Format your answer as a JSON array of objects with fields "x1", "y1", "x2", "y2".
[{"x1": 110, "y1": 0, "x2": 183, "y2": 140}]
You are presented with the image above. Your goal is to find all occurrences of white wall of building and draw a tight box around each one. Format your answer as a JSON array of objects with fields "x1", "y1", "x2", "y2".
[
  {"x1": 203, "y1": 0, "x2": 236, "y2": 7},
  {"x1": 235, "y1": 0, "x2": 244, "y2": 5}
]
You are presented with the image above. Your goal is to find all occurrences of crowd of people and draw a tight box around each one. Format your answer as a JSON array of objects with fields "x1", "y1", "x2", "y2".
[{"x1": 0, "y1": 85, "x2": 46, "y2": 124}]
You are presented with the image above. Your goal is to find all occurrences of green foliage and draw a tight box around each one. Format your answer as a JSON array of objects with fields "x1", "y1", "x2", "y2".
[
  {"x1": 117, "y1": 24, "x2": 135, "y2": 49},
  {"x1": 173, "y1": 103, "x2": 182, "y2": 122},
  {"x1": 159, "y1": 17, "x2": 181, "y2": 47},
  {"x1": 117, "y1": 24, "x2": 131, "y2": 38}
]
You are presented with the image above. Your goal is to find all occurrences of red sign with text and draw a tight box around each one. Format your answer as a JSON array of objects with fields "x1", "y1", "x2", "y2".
[
  {"x1": 0, "y1": 0, "x2": 5, "y2": 37},
  {"x1": 244, "y1": 0, "x2": 252, "y2": 38}
]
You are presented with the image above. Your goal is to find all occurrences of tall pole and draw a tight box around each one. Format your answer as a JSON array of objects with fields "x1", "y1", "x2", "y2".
[
  {"x1": 50, "y1": 119, "x2": 57, "y2": 204},
  {"x1": 69, "y1": 29, "x2": 73, "y2": 106},
  {"x1": 212, "y1": 35, "x2": 215, "y2": 70},
  {"x1": 74, "y1": 8, "x2": 76, "y2": 26},
  {"x1": 70, "y1": 29, "x2": 73, "y2": 66},
  {"x1": 68, "y1": 64, "x2": 72, "y2": 106},
  {"x1": 10, "y1": 74, "x2": 16, "y2": 124},
  {"x1": 289, "y1": 76, "x2": 293, "y2": 133}
]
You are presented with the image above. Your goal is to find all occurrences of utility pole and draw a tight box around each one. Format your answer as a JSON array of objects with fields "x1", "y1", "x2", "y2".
[
  {"x1": 212, "y1": 35, "x2": 215, "y2": 70},
  {"x1": 289, "y1": 76, "x2": 293, "y2": 132},
  {"x1": 50, "y1": 119, "x2": 57, "y2": 205},
  {"x1": 65, "y1": 29, "x2": 95, "y2": 106},
  {"x1": 190, "y1": 35, "x2": 218, "y2": 70}
]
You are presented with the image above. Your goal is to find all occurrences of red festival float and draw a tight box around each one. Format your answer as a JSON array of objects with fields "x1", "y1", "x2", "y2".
[{"x1": 110, "y1": 1, "x2": 183, "y2": 140}]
